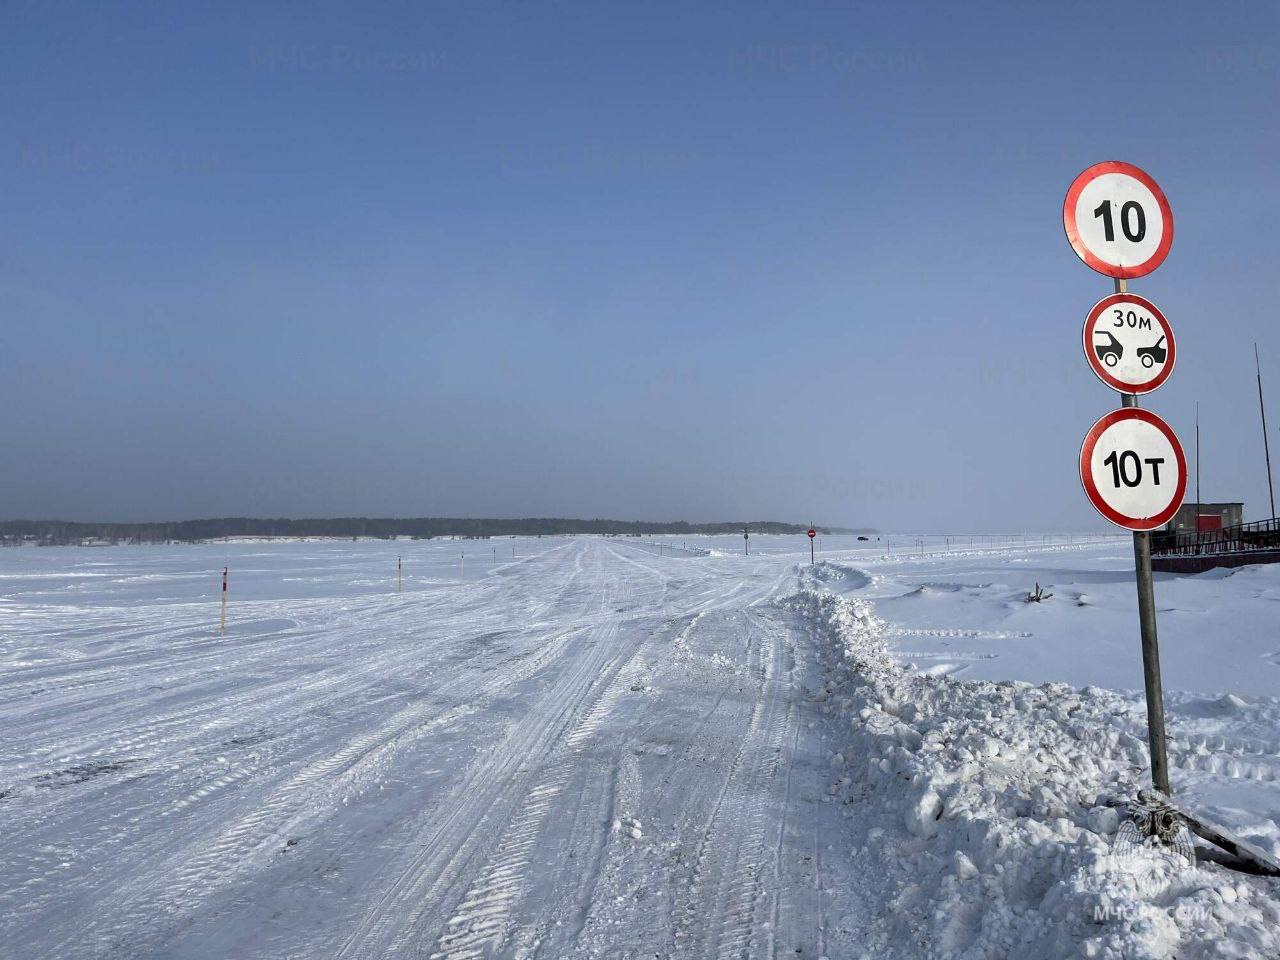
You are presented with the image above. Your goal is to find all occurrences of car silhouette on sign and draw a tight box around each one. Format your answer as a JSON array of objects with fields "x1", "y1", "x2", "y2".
[
  {"x1": 1137, "y1": 335, "x2": 1167, "y2": 369},
  {"x1": 1094, "y1": 331, "x2": 1123, "y2": 367}
]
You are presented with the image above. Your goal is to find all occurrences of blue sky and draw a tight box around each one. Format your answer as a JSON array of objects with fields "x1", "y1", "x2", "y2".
[{"x1": 2, "y1": 1, "x2": 1277, "y2": 530}]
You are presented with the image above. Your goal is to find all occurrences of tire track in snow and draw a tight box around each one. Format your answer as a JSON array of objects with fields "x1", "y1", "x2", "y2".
[
  {"x1": 336, "y1": 614, "x2": 638, "y2": 959},
  {"x1": 428, "y1": 625, "x2": 650, "y2": 960},
  {"x1": 345, "y1": 544, "x2": 669, "y2": 959},
  {"x1": 30, "y1": 608, "x2": 591, "y2": 959},
  {"x1": 670, "y1": 611, "x2": 796, "y2": 959},
  {"x1": 5, "y1": 539, "x2": 825, "y2": 959},
  {"x1": 3, "y1": 548, "x2": 592, "y2": 839}
]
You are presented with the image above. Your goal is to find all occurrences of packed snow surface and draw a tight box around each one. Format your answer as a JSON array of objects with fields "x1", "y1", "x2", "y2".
[{"x1": 1, "y1": 535, "x2": 1278, "y2": 958}]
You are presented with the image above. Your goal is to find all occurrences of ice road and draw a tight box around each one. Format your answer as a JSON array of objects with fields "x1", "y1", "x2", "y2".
[
  {"x1": 2, "y1": 536, "x2": 1278, "y2": 959},
  {"x1": 1, "y1": 539, "x2": 863, "y2": 959}
]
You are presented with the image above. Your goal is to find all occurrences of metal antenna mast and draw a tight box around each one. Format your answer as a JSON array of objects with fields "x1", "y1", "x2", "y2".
[{"x1": 1256, "y1": 343, "x2": 1277, "y2": 518}]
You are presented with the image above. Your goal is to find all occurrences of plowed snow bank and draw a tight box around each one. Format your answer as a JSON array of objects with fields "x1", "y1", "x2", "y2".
[{"x1": 786, "y1": 584, "x2": 1280, "y2": 959}]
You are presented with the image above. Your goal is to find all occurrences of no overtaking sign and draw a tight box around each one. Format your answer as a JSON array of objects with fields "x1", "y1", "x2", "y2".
[{"x1": 1083, "y1": 293, "x2": 1175, "y2": 395}]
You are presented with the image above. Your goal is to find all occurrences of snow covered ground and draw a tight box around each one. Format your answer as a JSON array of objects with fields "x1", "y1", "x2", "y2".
[{"x1": 1, "y1": 535, "x2": 1278, "y2": 958}]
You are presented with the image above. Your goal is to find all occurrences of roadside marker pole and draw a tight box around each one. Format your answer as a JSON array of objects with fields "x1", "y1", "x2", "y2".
[
  {"x1": 220, "y1": 566, "x2": 228, "y2": 635},
  {"x1": 461, "y1": 552, "x2": 464, "y2": 577},
  {"x1": 743, "y1": 526, "x2": 749, "y2": 556},
  {"x1": 398, "y1": 556, "x2": 402, "y2": 593}
]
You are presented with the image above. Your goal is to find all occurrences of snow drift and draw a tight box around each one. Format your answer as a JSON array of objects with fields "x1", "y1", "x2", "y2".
[{"x1": 785, "y1": 580, "x2": 1280, "y2": 959}]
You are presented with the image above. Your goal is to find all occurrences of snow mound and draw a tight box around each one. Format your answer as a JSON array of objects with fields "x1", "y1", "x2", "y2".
[
  {"x1": 807, "y1": 560, "x2": 872, "y2": 590},
  {"x1": 782, "y1": 586, "x2": 1280, "y2": 960}
]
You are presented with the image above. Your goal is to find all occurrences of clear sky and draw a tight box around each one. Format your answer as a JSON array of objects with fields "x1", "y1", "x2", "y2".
[{"x1": 2, "y1": 1, "x2": 1277, "y2": 530}]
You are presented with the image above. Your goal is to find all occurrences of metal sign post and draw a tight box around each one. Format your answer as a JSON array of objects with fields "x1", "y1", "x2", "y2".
[
  {"x1": 743, "y1": 526, "x2": 749, "y2": 556},
  {"x1": 1066, "y1": 162, "x2": 1182, "y2": 796},
  {"x1": 1128, "y1": 464, "x2": 1172, "y2": 794},
  {"x1": 1079, "y1": 360, "x2": 1186, "y2": 798},
  {"x1": 807, "y1": 527, "x2": 816, "y2": 565}
]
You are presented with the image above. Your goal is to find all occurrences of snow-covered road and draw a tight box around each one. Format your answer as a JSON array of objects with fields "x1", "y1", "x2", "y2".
[
  {"x1": 1, "y1": 540, "x2": 872, "y2": 958},
  {"x1": 3, "y1": 536, "x2": 1279, "y2": 959}
]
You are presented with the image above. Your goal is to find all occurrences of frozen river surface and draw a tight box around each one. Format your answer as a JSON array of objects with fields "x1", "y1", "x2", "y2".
[{"x1": 2, "y1": 536, "x2": 1278, "y2": 959}]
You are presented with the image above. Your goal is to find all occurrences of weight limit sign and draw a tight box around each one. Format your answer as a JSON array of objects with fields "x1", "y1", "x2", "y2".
[
  {"x1": 1080, "y1": 408, "x2": 1187, "y2": 531},
  {"x1": 1083, "y1": 293, "x2": 1175, "y2": 395},
  {"x1": 1063, "y1": 161, "x2": 1174, "y2": 279}
]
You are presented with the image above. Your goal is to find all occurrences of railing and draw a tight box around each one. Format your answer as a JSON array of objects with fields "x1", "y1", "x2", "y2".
[{"x1": 1151, "y1": 517, "x2": 1280, "y2": 557}]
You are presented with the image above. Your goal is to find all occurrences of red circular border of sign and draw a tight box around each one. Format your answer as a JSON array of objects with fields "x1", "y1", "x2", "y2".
[
  {"x1": 1063, "y1": 161, "x2": 1174, "y2": 279},
  {"x1": 807, "y1": 529, "x2": 816, "y2": 538},
  {"x1": 1079, "y1": 407, "x2": 1187, "y2": 531},
  {"x1": 1081, "y1": 293, "x2": 1176, "y2": 395}
]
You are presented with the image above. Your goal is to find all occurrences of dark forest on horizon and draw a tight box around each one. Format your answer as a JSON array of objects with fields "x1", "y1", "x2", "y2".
[{"x1": 0, "y1": 517, "x2": 867, "y2": 546}]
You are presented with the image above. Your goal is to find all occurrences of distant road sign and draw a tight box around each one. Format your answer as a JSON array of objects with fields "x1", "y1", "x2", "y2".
[
  {"x1": 1080, "y1": 408, "x2": 1187, "y2": 530},
  {"x1": 1083, "y1": 293, "x2": 1175, "y2": 394},
  {"x1": 1064, "y1": 161, "x2": 1173, "y2": 279},
  {"x1": 807, "y1": 528, "x2": 816, "y2": 539}
]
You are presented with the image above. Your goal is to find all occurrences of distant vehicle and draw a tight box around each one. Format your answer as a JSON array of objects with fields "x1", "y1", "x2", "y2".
[
  {"x1": 1137, "y1": 335, "x2": 1167, "y2": 368},
  {"x1": 1094, "y1": 331, "x2": 1123, "y2": 367},
  {"x1": 857, "y1": 535, "x2": 869, "y2": 541}
]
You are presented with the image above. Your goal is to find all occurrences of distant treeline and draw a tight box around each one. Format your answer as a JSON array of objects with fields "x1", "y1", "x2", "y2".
[{"x1": 0, "y1": 517, "x2": 866, "y2": 545}]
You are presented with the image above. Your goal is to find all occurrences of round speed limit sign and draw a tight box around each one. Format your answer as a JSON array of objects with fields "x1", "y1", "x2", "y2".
[
  {"x1": 1082, "y1": 293, "x2": 1175, "y2": 394},
  {"x1": 1080, "y1": 408, "x2": 1187, "y2": 530},
  {"x1": 1063, "y1": 161, "x2": 1173, "y2": 279}
]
